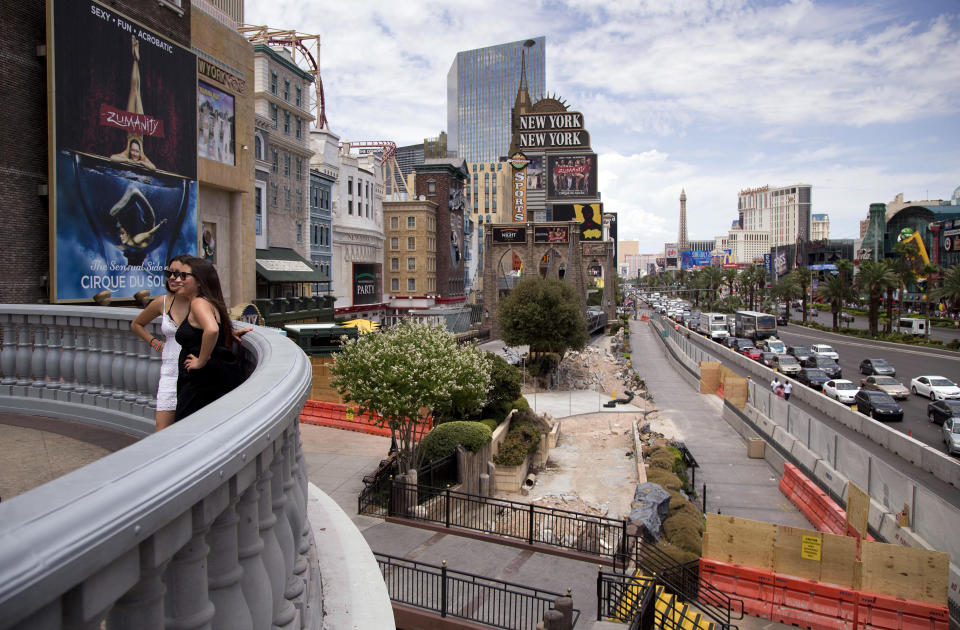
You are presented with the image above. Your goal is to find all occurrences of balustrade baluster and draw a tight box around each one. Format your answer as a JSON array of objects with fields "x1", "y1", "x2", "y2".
[
  {"x1": 207, "y1": 482, "x2": 254, "y2": 630},
  {"x1": 45, "y1": 324, "x2": 62, "y2": 399},
  {"x1": 84, "y1": 328, "x2": 102, "y2": 399},
  {"x1": 270, "y1": 441, "x2": 304, "y2": 608},
  {"x1": 98, "y1": 328, "x2": 114, "y2": 402},
  {"x1": 135, "y1": 329, "x2": 152, "y2": 408},
  {"x1": 282, "y1": 430, "x2": 307, "y2": 571},
  {"x1": 237, "y1": 479, "x2": 272, "y2": 630},
  {"x1": 30, "y1": 323, "x2": 47, "y2": 396},
  {"x1": 15, "y1": 321, "x2": 32, "y2": 388},
  {"x1": 123, "y1": 334, "x2": 140, "y2": 410},
  {"x1": 1, "y1": 320, "x2": 17, "y2": 387},
  {"x1": 146, "y1": 323, "x2": 162, "y2": 410},
  {"x1": 289, "y1": 425, "x2": 311, "y2": 562},
  {"x1": 164, "y1": 502, "x2": 219, "y2": 630},
  {"x1": 111, "y1": 328, "x2": 128, "y2": 407},
  {"x1": 257, "y1": 453, "x2": 298, "y2": 630},
  {"x1": 58, "y1": 325, "x2": 76, "y2": 399}
]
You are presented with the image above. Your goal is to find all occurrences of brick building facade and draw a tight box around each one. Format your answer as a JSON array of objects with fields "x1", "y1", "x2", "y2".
[{"x1": 413, "y1": 159, "x2": 468, "y2": 300}]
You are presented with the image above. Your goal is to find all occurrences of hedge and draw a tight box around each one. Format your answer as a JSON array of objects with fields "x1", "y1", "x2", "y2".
[
  {"x1": 418, "y1": 421, "x2": 492, "y2": 463},
  {"x1": 492, "y1": 420, "x2": 540, "y2": 467}
]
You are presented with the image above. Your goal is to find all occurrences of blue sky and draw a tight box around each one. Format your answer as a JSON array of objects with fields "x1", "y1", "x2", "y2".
[{"x1": 246, "y1": 0, "x2": 960, "y2": 254}]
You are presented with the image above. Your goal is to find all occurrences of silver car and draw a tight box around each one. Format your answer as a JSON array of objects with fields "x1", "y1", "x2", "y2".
[
  {"x1": 944, "y1": 418, "x2": 960, "y2": 456},
  {"x1": 860, "y1": 376, "x2": 910, "y2": 400}
]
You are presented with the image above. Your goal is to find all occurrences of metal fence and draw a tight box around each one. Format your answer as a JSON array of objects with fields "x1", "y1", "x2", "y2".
[
  {"x1": 358, "y1": 452, "x2": 460, "y2": 516},
  {"x1": 597, "y1": 570, "x2": 657, "y2": 630},
  {"x1": 390, "y1": 480, "x2": 627, "y2": 555},
  {"x1": 376, "y1": 553, "x2": 580, "y2": 629}
]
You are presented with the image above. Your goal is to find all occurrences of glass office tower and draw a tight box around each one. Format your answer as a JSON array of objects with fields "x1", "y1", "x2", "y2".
[{"x1": 447, "y1": 37, "x2": 545, "y2": 163}]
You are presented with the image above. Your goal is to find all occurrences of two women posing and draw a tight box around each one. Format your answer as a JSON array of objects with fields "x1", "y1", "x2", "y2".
[{"x1": 131, "y1": 256, "x2": 244, "y2": 431}]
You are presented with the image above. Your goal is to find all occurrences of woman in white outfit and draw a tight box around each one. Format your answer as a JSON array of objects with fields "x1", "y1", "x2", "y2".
[{"x1": 131, "y1": 255, "x2": 192, "y2": 431}]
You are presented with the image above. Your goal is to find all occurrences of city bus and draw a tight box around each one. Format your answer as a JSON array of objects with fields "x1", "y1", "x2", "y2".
[{"x1": 734, "y1": 310, "x2": 778, "y2": 341}]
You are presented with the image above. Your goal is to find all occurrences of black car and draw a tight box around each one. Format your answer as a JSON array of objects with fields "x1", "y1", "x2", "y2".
[
  {"x1": 797, "y1": 368, "x2": 830, "y2": 391},
  {"x1": 802, "y1": 356, "x2": 842, "y2": 379},
  {"x1": 732, "y1": 338, "x2": 757, "y2": 353},
  {"x1": 855, "y1": 389, "x2": 904, "y2": 422},
  {"x1": 723, "y1": 336, "x2": 743, "y2": 349},
  {"x1": 760, "y1": 352, "x2": 778, "y2": 368},
  {"x1": 776, "y1": 314, "x2": 788, "y2": 326},
  {"x1": 787, "y1": 346, "x2": 814, "y2": 363},
  {"x1": 859, "y1": 358, "x2": 896, "y2": 376},
  {"x1": 927, "y1": 400, "x2": 960, "y2": 426}
]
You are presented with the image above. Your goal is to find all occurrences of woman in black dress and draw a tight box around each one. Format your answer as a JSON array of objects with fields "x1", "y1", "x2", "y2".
[{"x1": 174, "y1": 256, "x2": 242, "y2": 421}]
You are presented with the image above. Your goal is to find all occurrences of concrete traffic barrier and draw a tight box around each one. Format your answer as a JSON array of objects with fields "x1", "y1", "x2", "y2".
[{"x1": 790, "y1": 440, "x2": 820, "y2": 473}]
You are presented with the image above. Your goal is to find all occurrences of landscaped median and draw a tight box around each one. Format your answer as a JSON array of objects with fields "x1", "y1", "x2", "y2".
[{"x1": 789, "y1": 318, "x2": 960, "y2": 351}]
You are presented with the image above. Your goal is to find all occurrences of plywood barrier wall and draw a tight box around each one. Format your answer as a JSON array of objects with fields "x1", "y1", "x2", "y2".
[
  {"x1": 700, "y1": 362, "x2": 721, "y2": 394},
  {"x1": 859, "y1": 540, "x2": 950, "y2": 606},
  {"x1": 309, "y1": 356, "x2": 345, "y2": 403},
  {"x1": 845, "y1": 482, "x2": 870, "y2": 539},
  {"x1": 719, "y1": 366, "x2": 749, "y2": 409},
  {"x1": 703, "y1": 513, "x2": 947, "y2": 605}
]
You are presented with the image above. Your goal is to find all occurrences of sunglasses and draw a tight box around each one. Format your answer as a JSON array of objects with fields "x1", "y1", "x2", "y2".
[{"x1": 163, "y1": 270, "x2": 195, "y2": 281}]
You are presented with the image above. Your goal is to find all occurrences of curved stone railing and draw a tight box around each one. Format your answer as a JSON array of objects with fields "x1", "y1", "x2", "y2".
[{"x1": 0, "y1": 305, "x2": 329, "y2": 629}]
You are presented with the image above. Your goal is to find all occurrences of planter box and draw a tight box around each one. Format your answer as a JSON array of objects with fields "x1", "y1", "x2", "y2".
[{"x1": 493, "y1": 455, "x2": 531, "y2": 493}]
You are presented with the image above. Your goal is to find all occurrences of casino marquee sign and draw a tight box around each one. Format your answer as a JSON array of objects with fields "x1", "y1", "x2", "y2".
[{"x1": 517, "y1": 112, "x2": 590, "y2": 150}]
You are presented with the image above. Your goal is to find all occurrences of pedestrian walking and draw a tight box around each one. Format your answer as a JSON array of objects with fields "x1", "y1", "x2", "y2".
[
  {"x1": 771, "y1": 377, "x2": 780, "y2": 391},
  {"x1": 784, "y1": 382, "x2": 792, "y2": 401}
]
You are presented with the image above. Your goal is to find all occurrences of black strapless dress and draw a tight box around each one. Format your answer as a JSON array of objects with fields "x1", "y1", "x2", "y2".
[{"x1": 174, "y1": 313, "x2": 241, "y2": 421}]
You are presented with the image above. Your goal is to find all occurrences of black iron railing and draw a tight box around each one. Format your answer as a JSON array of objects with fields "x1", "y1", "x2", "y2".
[
  {"x1": 617, "y1": 534, "x2": 742, "y2": 630},
  {"x1": 417, "y1": 452, "x2": 459, "y2": 500},
  {"x1": 375, "y1": 553, "x2": 580, "y2": 629},
  {"x1": 390, "y1": 480, "x2": 627, "y2": 555},
  {"x1": 597, "y1": 569, "x2": 657, "y2": 630},
  {"x1": 668, "y1": 440, "x2": 700, "y2": 489},
  {"x1": 358, "y1": 452, "x2": 459, "y2": 516}
]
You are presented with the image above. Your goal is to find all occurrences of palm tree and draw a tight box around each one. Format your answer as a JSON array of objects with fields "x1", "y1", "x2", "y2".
[
  {"x1": 702, "y1": 266, "x2": 723, "y2": 310},
  {"x1": 817, "y1": 273, "x2": 856, "y2": 331},
  {"x1": 892, "y1": 239, "x2": 920, "y2": 328},
  {"x1": 836, "y1": 259, "x2": 854, "y2": 320},
  {"x1": 722, "y1": 268, "x2": 738, "y2": 306},
  {"x1": 857, "y1": 260, "x2": 898, "y2": 337},
  {"x1": 771, "y1": 275, "x2": 799, "y2": 320},
  {"x1": 792, "y1": 267, "x2": 812, "y2": 324},
  {"x1": 931, "y1": 265, "x2": 960, "y2": 325},
  {"x1": 919, "y1": 263, "x2": 940, "y2": 340}
]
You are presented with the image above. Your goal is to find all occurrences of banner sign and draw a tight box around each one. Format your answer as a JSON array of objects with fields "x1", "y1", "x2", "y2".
[
  {"x1": 534, "y1": 225, "x2": 569, "y2": 243},
  {"x1": 775, "y1": 250, "x2": 788, "y2": 275},
  {"x1": 553, "y1": 203, "x2": 603, "y2": 240},
  {"x1": 198, "y1": 80, "x2": 235, "y2": 166},
  {"x1": 764, "y1": 253, "x2": 773, "y2": 276},
  {"x1": 546, "y1": 154, "x2": 597, "y2": 200},
  {"x1": 492, "y1": 227, "x2": 526, "y2": 243},
  {"x1": 680, "y1": 250, "x2": 720, "y2": 269},
  {"x1": 50, "y1": 0, "x2": 198, "y2": 302},
  {"x1": 665, "y1": 243, "x2": 678, "y2": 259},
  {"x1": 518, "y1": 112, "x2": 590, "y2": 150},
  {"x1": 352, "y1": 263, "x2": 381, "y2": 305},
  {"x1": 510, "y1": 152, "x2": 527, "y2": 222}
]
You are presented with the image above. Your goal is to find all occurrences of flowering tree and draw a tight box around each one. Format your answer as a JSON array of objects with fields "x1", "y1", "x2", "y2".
[{"x1": 330, "y1": 321, "x2": 491, "y2": 474}]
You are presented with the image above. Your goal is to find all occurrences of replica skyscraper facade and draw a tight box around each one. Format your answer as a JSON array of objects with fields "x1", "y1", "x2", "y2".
[{"x1": 447, "y1": 37, "x2": 545, "y2": 163}]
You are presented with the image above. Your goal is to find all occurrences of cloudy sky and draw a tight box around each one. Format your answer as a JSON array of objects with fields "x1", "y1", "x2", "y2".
[{"x1": 246, "y1": 0, "x2": 960, "y2": 254}]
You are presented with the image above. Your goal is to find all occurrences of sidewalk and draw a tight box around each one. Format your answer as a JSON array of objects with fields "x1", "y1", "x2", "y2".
[{"x1": 627, "y1": 315, "x2": 809, "y2": 528}]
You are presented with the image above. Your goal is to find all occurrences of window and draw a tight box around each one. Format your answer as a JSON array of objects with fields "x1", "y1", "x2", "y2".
[
  {"x1": 271, "y1": 183, "x2": 278, "y2": 206},
  {"x1": 407, "y1": 236, "x2": 415, "y2": 250},
  {"x1": 407, "y1": 216, "x2": 416, "y2": 229},
  {"x1": 407, "y1": 278, "x2": 416, "y2": 292},
  {"x1": 284, "y1": 153, "x2": 290, "y2": 176},
  {"x1": 254, "y1": 136, "x2": 262, "y2": 160},
  {"x1": 297, "y1": 190, "x2": 303, "y2": 213},
  {"x1": 391, "y1": 257, "x2": 399, "y2": 271},
  {"x1": 283, "y1": 111, "x2": 290, "y2": 134},
  {"x1": 296, "y1": 221, "x2": 302, "y2": 243},
  {"x1": 270, "y1": 103, "x2": 278, "y2": 125},
  {"x1": 391, "y1": 278, "x2": 399, "y2": 291},
  {"x1": 283, "y1": 79, "x2": 290, "y2": 100},
  {"x1": 295, "y1": 117, "x2": 302, "y2": 140},
  {"x1": 365, "y1": 203, "x2": 370, "y2": 218},
  {"x1": 271, "y1": 149, "x2": 279, "y2": 173},
  {"x1": 407, "y1": 257, "x2": 416, "y2": 270},
  {"x1": 348, "y1": 200, "x2": 353, "y2": 215},
  {"x1": 427, "y1": 179, "x2": 436, "y2": 195},
  {"x1": 284, "y1": 186, "x2": 291, "y2": 210},
  {"x1": 270, "y1": 71, "x2": 278, "y2": 94},
  {"x1": 348, "y1": 177, "x2": 353, "y2": 195},
  {"x1": 295, "y1": 85, "x2": 302, "y2": 107},
  {"x1": 255, "y1": 187, "x2": 263, "y2": 235},
  {"x1": 295, "y1": 158, "x2": 302, "y2": 180},
  {"x1": 311, "y1": 224, "x2": 318, "y2": 246},
  {"x1": 391, "y1": 237, "x2": 399, "y2": 250},
  {"x1": 390, "y1": 216, "x2": 399, "y2": 229},
  {"x1": 311, "y1": 185, "x2": 318, "y2": 208}
]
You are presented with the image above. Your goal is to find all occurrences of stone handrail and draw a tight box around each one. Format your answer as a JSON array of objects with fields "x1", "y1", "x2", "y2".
[{"x1": 0, "y1": 305, "x2": 322, "y2": 629}]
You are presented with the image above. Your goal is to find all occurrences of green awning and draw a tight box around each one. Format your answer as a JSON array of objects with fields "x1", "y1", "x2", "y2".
[{"x1": 256, "y1": 247, "x2": 330, "y2": 283}]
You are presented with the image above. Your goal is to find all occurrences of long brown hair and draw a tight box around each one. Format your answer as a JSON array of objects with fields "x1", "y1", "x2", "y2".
[
  {"x1": 183, "y1": 256, "x2": 233, "y2": 348},
  {"x1": 165, "y1": 254, "x2": 193, "y2": 294}
]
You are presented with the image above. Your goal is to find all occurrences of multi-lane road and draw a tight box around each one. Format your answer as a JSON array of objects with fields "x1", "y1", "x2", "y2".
[{"x1": 772, "y1": 319, "x2": 960, "y2": 453}]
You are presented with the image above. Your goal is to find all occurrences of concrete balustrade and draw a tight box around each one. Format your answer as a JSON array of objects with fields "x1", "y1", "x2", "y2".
[{"x1": 0, "y1": 304, "x2": 390, "y2": 630}]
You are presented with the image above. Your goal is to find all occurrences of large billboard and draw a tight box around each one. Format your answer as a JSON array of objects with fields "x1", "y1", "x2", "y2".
[
  {"x1": 553, "y1": 203, "x2": 603, "y2": 240},
  {"x1": 49, "y1": 0, "x2": 198, "y2": 302},
  {"x1": 546, "y1": 154, "x2": 597, "y2": 200},
  {"x1": 198, "y1": 80, "x2": 235, "y2": 166},
  {"x1": 680, "y1": 249, "x2": 732, "y2": 269},
  {"x1": 352, "y1": 263, "x2": 382, "y2": 305}
]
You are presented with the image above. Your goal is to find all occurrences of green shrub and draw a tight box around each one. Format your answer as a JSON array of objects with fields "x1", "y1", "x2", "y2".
[
  {"x1": 492, "y1": 419, "x2": 541, "y2": 467},
  {"x1": 480, "y1": 419, "x2": 500, "y2": 433},
  {"x1": 512, "y1": 397, "x2": 530, "y2": 412},
  {"x1": 418, "y1": 421, "x2": 492, "y2": 463},
  {"x1": 480, "y1": 354, "x2": 522, "y2": 420}
]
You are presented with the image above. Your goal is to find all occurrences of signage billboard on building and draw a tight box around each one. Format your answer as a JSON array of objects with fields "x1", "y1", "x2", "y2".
[
  {"x1": 546, "y1": 154, "x2": 597, "y2": 200},
  {"x1": 352, "y1": 263, "x2": 381, "y2": 305},
  {"x1": 198, "y1": 80, "x2": 235, "y2": 166},
  {"x1": 508, "y1": 152, "x2": 528, "y2": 222},
  {"x1": 553, "y1": 203, "x2": 603, "y2": 240},
  {"x1": 517, "y1": 112, "x2": 591, "y2": 150},
  {"x1": 680, "y1": 250, "x2": 727, "y2": 269},
  {"x1": 534, "y1": 225, "x2": 569, "y2": 243},
  {"x1": 48, "y1": 0, "x2": 198, "y2": 302},
  {"x1": 664, "y1": 243, "x2": 678, "y2": 259},
  {"x1": 492, "y1": 227, "x2": 526, "y2": 243}
]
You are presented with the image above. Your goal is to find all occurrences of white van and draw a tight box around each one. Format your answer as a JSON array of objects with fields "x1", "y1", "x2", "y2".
[{"x1": 895, "y1": 318, "x2": 926, "y2": 336}]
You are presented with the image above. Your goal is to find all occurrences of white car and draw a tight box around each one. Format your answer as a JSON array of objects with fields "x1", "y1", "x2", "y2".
[
  {"x1": 762, "y1": 338, "x2": 787, "y2": 355},
  {"x1": 823, "y1": 379, "x2": 859, "y2": 404},
  {"x1": 910, "y1": 376, "x2": 960, "y2": 401},
  {"x1": 811, "y1": 344, "x2": 839, "y2": 360}
]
